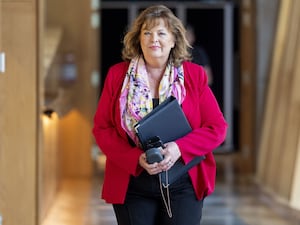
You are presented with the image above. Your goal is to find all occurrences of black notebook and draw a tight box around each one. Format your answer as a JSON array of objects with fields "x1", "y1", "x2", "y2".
[{"x1": 134, "y1": 96, "x2": 192, "y2": 150}]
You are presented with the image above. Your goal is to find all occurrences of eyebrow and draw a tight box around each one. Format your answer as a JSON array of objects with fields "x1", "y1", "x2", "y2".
[{"x1": 142, "y1": 27, "x2": 168, "y2": 32}]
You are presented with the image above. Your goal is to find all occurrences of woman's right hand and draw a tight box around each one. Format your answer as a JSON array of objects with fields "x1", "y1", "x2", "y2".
[{"x1": 139, "y1": 153, "x2": 162, "y2": 175}]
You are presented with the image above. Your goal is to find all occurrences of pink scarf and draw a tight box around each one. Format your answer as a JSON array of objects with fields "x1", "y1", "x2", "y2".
[{"x1": 119, "y1": 56, "x2": 186, "y2": 145}]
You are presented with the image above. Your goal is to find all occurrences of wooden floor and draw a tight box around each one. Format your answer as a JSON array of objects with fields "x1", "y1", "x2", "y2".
[{"x1": 42, "y1": 157, "x2": 300, "y2": 225}]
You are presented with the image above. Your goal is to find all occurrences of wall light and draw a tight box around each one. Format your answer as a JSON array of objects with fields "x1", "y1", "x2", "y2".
[{"x1": 43, "y1": 109, "x2": 55, "y2": 118}]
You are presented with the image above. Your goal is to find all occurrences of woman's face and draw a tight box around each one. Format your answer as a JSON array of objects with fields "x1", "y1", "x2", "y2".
[{"x1": 140, "y1": 18, "x2": 175, "y2": 64}]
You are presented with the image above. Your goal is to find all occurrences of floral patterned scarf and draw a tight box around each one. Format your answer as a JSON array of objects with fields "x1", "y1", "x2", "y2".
[{"x1": 119, "y1": 56, "x2": 186, "y2": 145}]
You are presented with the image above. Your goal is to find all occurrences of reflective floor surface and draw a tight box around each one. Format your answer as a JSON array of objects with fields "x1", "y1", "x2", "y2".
[{"x1": 42, "y1": 156, "x2": 300, "y2": 225}]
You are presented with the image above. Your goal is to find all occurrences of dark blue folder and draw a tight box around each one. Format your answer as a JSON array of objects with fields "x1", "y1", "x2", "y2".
[
  {"x1": 134, "y1": 96, "x2": 192, "y2": 150},
  {"x1": 134, "y1": 96, "x2": 205, "y2": 186}
]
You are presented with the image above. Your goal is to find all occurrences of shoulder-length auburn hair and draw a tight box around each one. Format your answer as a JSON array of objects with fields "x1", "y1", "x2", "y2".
[{"x1": 122, "y1": 5, "x2": 192, "y2": 67}]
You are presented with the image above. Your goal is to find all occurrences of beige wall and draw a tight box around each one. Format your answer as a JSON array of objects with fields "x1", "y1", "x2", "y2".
[
  {"x1": 44, "y1": 0, "x2": 98, "y2": 179},
  {"x1": 39, "y1": 0, "x2": 99, "y2": 221}
]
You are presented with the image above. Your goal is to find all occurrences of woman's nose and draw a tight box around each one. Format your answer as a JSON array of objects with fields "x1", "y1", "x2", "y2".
[{"x1": 151, "y1": 34, "x2": 158, "y2": 42}]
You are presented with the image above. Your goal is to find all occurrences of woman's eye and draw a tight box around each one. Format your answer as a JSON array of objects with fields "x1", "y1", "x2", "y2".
[{"x1": 144, "y1": 31, "x2": 151, "y2": 35}]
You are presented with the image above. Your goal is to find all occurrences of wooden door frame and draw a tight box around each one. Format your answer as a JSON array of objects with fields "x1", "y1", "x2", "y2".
[{"x1": 236, "y1": 0, "x2": 257, "y2": 175}]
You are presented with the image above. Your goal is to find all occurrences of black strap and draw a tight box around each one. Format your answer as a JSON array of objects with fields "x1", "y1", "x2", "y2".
[
  {"x1": 181, "y1": 155, "x2": 206, "y2": 174},
  {"x1": 160, "y1": 155, "x2": 206, "y2": 186}
]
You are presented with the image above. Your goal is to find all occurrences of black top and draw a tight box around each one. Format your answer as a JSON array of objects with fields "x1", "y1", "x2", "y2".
[{"x1": 153, "y1": 98, "x2": 159, "y2": 108}]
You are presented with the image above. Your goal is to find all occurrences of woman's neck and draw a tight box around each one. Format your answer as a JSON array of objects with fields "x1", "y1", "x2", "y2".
[
  {"x1": 145, "y1": 64, "x2": 166, "y2": 98},
  {"x1": 145, "y1": 60, "x2": 166, "y2": 77}
]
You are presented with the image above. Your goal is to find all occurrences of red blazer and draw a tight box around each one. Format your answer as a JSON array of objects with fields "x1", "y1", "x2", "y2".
[{"x1": 93, "y1": 61, "x2": 227, "y2": 203}]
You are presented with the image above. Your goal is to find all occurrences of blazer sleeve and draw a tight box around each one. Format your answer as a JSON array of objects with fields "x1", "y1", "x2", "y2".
[
  {"x1": 92, "y1": 63, "x2": 144, "y2": 176},
  {"x1": 176, "y1": 62, "x2": 228, "y2": 159}
]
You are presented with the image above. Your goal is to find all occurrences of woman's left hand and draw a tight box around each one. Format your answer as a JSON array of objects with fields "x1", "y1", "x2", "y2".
[{"x1": 159, "y1": 142, "x2": 181, "y2": 171}]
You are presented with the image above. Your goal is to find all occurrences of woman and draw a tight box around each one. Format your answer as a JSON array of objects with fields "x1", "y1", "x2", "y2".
[{"x1": 93, "y1": 5, "x2": 227, "y2": 225}]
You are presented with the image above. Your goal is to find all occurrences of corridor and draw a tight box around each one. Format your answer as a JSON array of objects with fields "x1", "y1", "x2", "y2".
[
  {"x1": 2, "y1": 1, "x2": 300, "y2": 225},
  {"x1": 42, "y1": 155, "x2": 300, "y2": 225}
]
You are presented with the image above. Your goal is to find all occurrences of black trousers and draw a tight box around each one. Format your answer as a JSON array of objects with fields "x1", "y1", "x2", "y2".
[{"x1": 113, "y1": 170, "x2": 204, "y2": 225}]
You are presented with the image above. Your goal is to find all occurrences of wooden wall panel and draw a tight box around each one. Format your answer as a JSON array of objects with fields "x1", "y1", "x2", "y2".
[
  {"x1": 0, "y1": 2, "x2": 38, "y2": 225},
  {"x1": 256, "y1": 0, "x2": 300, "y2": 209},
  {"x1": 290, "y1": 121, "x2": 300, "y2": 209},
  {"x1": 59, "y1": 109, "x2": 93, "y2": 177},
  {"x1": 264, "y1": 0, "x2": 299, "y2": 192},
  {"x1": 257, "y1": 0, "x2": 291, "y2": 183},
  {"x1": 276, "y1": 0, "x2": 300, "y2": 199},
  {"x1": 40, "y1": 114, "x2": 60, "y2": 221},
  {"x1": 237, "y1": 0, "x2": 256, "y2": 174},
  {"x1": 0, "y1": 0, "x2": 33, "y2": 2},
  {"x1": 0, "y1": 2, "x2": 2, "y2": 50}
]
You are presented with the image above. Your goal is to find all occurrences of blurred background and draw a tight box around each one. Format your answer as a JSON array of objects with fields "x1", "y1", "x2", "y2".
[{"x1": 0, "y1": 0, "x2": 300, "y2": 224}]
